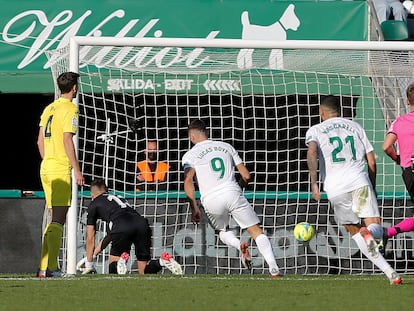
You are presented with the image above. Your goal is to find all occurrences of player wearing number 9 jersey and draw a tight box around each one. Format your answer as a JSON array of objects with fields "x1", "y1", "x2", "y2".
[
  {"x1": 305, "y1": 95, "x2": 402, "y2": 285},
  {"x1": 182, "y1": 119, "x2": 281, "y2": 277}
]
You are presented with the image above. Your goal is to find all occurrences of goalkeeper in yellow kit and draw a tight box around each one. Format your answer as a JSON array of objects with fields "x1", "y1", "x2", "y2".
[{"x1": 36, "y1": 72, "x2": 85, "y2": 277}]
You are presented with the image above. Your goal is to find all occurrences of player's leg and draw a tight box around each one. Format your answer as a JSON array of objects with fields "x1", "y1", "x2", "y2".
[
  {"x1": 348, "y1": 224, "x2": 402, "y2": 285},
  {"x1": 231, "y1": 191, "x2": 280, "y2": 276},
  {"x1": 385, "y1": 169, "x2": 414, "y2": 239},
  {"x1": 131, "y1": 218, "x2": 183, "y2": 275},
  {"x1": 354, "y1": 185, "x2": 390, "y2": 255},
  {"x1": 47, "y1": 175, "x2": 71, "y2": 273},
  {"x1": 203, "y1": 192, "x2": 254, "y2": 270},
  {"x1": 38, "y1": 218, "x2": 51, "y2": 276},
  {"x1": 204, "y1": 209, "x2": 245, "y2": 261},
  {"x1": 350, "y1": 186, "x2": 383, "y2": 256},
  {"x1": 218, "y1": 230, "x2": 241, "y2": 249},
  {"x1": 202, "y1": 192, "x2": 240, "y2": 249},
  {"x1": 110, "y1": 232, "x2": 132, "y2": 274},
  {"x1": 363, "y1": 217, "x2": 383, "y2": 239},
  {"x1": 38, "y1": 225, "x2": 50, "y2": 277},
  {"x1": 245, "y1": 224, "x2": 280, "y2": 277},
  {"x1": 133, "y1": 217, "x2": 153, "y2": 274},
  {"x1": 387, "y1": 217, "x2": 414, "y2": 237},
  {"x1": 108, "y1": 254, "x2": 123, "y2": 274},
  {"x1": 38, "y1": 174, "x2": 51, "y2": 276},
  {"x1": 333, "y1": 190, "x2": 379, "y2": 257},
  {"x1": 351, "y1": 185, "x2": 382, "y2": 236},
  {"x1": 45, "y1": 216, "x2": 66, "y2": 271},
  {"x1": 216, "y1": 229, "x2": 253, "y2": 270},
  {"x1": 38, "y1": 174, "x2": 71, "y2": 276},
  {"x1": 332, "y1": 191, "x2": 402, "y2": 284}
]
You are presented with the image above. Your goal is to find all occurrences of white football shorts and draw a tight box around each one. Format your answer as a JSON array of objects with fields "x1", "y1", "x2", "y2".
[
  {"x1": 329, "y1": 185, "x2": 380, "y2": 225},
  {"x1": 201, "y1": 187, "x2": 260, "y2": 231}
]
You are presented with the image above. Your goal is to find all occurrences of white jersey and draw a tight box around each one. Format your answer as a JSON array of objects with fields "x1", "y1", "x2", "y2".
[
  {"x1": 182, "y1": 139, "x2": 243, "y2": 198},
  {"x1": 305, "y1": 117, "x2": 374, "y2": 198}
]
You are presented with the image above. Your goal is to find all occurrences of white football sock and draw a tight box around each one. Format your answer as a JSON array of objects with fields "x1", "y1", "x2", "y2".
[
  {"x1": 219, "y1": 230, "x2": 241, "y2": 250},
  {"x1": 352, "y1": 232, "x2": 393, "y2": 273},
  {"x1": 255, "y1": 234, "x2": 279, "y2": 274}
]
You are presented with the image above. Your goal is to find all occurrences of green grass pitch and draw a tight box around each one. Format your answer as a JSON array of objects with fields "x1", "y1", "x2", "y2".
[{"x1": 0, "y1": 274, "x2": 412, "y2": 311}]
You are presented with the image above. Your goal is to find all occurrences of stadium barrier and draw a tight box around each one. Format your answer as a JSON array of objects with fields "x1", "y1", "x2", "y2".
[{"x1": 1, "y1": 192, "x2": 413, "y2": 274}]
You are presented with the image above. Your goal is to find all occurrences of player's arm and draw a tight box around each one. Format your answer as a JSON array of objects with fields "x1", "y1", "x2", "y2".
[
  {"x1": 81, "y1": 224, "x2": 97, "y2": 274},
  {"x1": 183, "y1": 166, "x2": 201, "y2": 224},
  {"x1": 382, "y1": 132, "x2": 400, "y2": 165},
  {"x1": 63, "y1": 132, "x2": 85, "y2": 186},
  {"x1": 236, "y1": 163, "x2": 251, "y2": 188},
  {"x1": 37, "y1": 127, "x2": 45, "y2": 159},
  {"x1": 306, "y1": 141, "x2": 320, "y2": 201},
  {"x1": 85, "y1": 225, "x2": 96, "y2": 262},
  {"x1": 365, "y1": 151, "x2": 377, "y2": 189},
  {"x1": 93, "y1": 233, "x2": 112, "y2": 256}
]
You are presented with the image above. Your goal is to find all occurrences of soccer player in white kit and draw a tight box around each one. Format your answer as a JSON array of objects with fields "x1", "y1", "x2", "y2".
[
  {"x1": 182, "y1": 119, "x2": 280, "y2": 277},
  {"x1": 305, "y1": 95, "x2": 402, "y2": 285}
]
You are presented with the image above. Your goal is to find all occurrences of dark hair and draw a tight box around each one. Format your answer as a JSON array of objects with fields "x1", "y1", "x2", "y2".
[
  {"x1": 188, "y1": 119, "x2": 207, "y2": 132},
  {"x1": 406, "y1": 82, "x2": 414, "y2": 105},
  {"x1": 57, "y1": 72, "x2": 79, "y2": 93},
  {"x1": 90, "y1": 179, "x2": 108, "y2": 192},
  {"x1": 320, "y1": 95, "x2": 340, "y2": 114}
]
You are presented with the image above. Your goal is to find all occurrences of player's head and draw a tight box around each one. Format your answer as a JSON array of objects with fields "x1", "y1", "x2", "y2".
[
  {"x1": 188, "y1": 119, "x2": 208, "y2": 143},
  {"x1": 319, "y1": 95, "x2": 340, "y2": 120},
  {"x1": 57, "y1": 71, "x2": 80, "y2": 94},
  {"x1": 406, "y1": 82, "x2": 414, "y2": 106},
  {"x1": 145, "y1": 140, "x2": 158, "y2": 162},
  {"x1": 90, "y1": 178, "x2": 108, "y2": 199}
]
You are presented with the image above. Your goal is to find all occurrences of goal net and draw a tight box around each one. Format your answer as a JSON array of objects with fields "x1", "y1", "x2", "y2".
[{"x1": 46, "y1": 37, "x2": 414, "y2": 275}]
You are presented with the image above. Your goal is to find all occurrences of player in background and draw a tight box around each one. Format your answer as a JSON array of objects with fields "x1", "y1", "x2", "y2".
[
  {"x1": 305, "y1": 95, "x2": 402, "y2": 285},
  {"x1": 36, "y1": 71, "x2": 85, "y2": 278},
  {"x1": 82, "y1": 179, "x2": 182, "y2": 275},
  {"x1": 381, "y1": 82, "x2": 414, "y2": 253},
  {"x1": 182, "y1": 119, "x2": 280, "y2": 277}
]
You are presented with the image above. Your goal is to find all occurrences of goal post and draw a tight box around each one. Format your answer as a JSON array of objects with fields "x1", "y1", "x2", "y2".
[{"x1": 50, "y1": 36, "x2": 414, "y2": 275}]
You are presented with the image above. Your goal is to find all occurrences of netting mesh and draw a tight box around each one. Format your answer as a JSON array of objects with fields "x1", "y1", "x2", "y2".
[{"x1": 46, "y1": 40, "x2": 414, "y2": 275}]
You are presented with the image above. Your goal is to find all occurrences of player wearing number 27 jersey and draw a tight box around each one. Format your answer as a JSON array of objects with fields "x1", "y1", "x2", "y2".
[{"x1": 182, "y1": 119, "x2": 281, "y2": 277}]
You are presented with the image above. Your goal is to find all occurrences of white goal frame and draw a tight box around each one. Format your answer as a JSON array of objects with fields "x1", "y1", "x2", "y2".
[{"x1": 65, "y1": 36, "x2": 414, "y2": 275}]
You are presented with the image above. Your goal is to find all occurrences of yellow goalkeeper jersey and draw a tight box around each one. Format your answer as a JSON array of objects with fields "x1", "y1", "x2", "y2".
[{"x1": 39, "y1": 97, "x2": 79, "y2": 173}]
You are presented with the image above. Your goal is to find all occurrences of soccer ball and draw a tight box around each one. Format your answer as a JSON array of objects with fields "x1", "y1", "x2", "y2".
[{"x1": 294, "y1": 222, "x2": 315, "y2": 242}]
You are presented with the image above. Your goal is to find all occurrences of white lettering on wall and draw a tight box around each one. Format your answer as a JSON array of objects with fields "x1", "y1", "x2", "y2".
[{"x1": 1, "y1": 10, "x2": 219, "y2": 70}]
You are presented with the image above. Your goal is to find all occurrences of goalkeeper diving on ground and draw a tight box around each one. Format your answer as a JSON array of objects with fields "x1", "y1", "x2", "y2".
[{"x1": 80, "y1": 179, "x2": 182, "y2": 275}]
